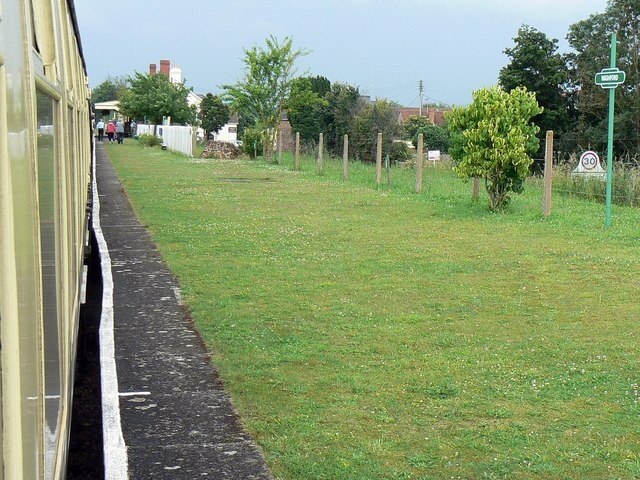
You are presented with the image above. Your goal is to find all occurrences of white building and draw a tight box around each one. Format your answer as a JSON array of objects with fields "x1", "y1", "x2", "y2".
[
  {"x1": 170, "y1": 65, "x2": 183, "y2": 84},
  {"x1": 148, "y1": 59, "x2": 239, "y2": 144},
  {"x1": 211, "y1": 113, "x2": 239, "y2": 143}
]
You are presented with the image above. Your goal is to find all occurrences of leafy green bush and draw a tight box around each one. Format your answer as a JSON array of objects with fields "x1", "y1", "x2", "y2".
[
  {"x1": 241, "y1": 128, "x2": 264, "y2": 158},
  {"x1": 353, "y1": 99, "x2": 400, "y2": 162},
  {"x1": 402, "y1": 117, "x2": 450, "y2": 153},
  {"x1": 402, "y1": 115, "x2": 431, "y2": 145},
  {"x1": 390, "y1": 141, "x2": 411, "y2": 163},
  {"x1": 421, "y1": 124, "x2": 450, "y2": 153},
  {"x1": 138, "y1": 133, "x2": 162, "y2": 148},
  {"x1": 448, "y1": 86, "x2": 541, "y2": 211}
]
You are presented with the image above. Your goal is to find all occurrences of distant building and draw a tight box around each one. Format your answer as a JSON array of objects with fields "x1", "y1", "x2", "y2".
[
  {"x1": 187, "y1": 91, "x2": 204, "y2": 109},
  {"x1": 147, "y1": 59, "x2": 238, "y2": 144},
  {"x1": 94, "y1": 100, "x2": 120, "y2": 121},
  {"x1": 212, "y1": 113, "x2": 239, "y2": 143},
  {"x1": 148, "y1": 59, "x2": 171, "y2": 77},
  {"x1": 397, "y1": 107, "x2": 422, "y2": 123},
  {"x1": 397, "y1": 106, "x2": 451, "y2": 126},
  {"x1": 426, "y1": 107, "x2": 451, "y2": 126},
  {"x1": 170, "y1": 65, "x2": 183, "y2": 84},
  {"x1": 277, "y1": 111, "x2": 295, "y2": 151}
]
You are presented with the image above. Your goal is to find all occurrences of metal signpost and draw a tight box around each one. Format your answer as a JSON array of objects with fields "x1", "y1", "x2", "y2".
[{"x1": 595, "y1": 33, "x2": 625, "y2": 227}]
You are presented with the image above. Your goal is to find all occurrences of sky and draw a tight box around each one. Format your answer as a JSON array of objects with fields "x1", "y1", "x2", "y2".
[{"x1": 74, "y1": 0, "x2": 608, "y2": 107}]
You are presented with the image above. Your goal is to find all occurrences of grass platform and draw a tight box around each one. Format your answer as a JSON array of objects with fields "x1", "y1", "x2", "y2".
[{"x1": 107, "y1": 143, "x2": 640, "y2": 479}]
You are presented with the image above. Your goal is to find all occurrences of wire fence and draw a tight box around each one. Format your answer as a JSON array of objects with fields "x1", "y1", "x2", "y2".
[
  {"x1": 247, "y1": 130, "x2": 640, "y2": 216},
  {"x1": 259, "y1": 149, "x2": 640, "y2": 215},
  {"x1": 549, "y1": 164, "x2": 640, "y2": 208},
  {"x1": 544, "y1": 132, "x2": 640, "y2": 208},
  {"x1": 265, "y1": 149, "x2": 470, "y2": 199}
]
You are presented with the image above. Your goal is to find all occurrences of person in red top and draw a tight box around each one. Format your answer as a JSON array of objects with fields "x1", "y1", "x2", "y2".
[{"x1": 106, "y1": 120, "x2": 117, "y2": 143}]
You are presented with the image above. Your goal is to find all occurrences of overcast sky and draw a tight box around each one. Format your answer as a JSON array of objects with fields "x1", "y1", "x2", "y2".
[{"x1": 74, "y1": 0, "x2": 608, "y2": 106}]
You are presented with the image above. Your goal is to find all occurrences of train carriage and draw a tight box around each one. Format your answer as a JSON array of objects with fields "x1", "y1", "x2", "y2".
[{"x1": 0, "y1": 0, "x2": 92, "y2": 478}]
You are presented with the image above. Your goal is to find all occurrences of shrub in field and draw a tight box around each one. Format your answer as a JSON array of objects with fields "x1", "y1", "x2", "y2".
[
  {"x1": 287, "y1": 76, "x2": 329, "y2": 143},
  {"x1": 422, "y1": 124, "x2": 450, "y2": 153},
  {"x1": 390, "y1": 141, "x2": 411, "y2": 163},
  {"x1": 138, "y1": 133, "x2": 162, "y2": 148},
  {"x1": 402, "y1": 115, "x2": 431, "y2": 147},
  {"x1": 403, "y1": 116, "x2": 450, "y2": 153},
  {"x1": 448, "y1": 86, "x2": 541, "y2": 211},
  {"x1": 241, "y1": 127, "x2": 264, "y2": 158},
  {"x1": 353, "y1": 99, "x2": 401, "y2": 162}
]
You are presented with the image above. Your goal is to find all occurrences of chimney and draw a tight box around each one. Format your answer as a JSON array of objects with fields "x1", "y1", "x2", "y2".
[
  {"x1": 149, "y1": 63, "x2": 157, "y2": 75},
  {"x1": 160, "y1": 59, "x2": 170, "y2": 76}
]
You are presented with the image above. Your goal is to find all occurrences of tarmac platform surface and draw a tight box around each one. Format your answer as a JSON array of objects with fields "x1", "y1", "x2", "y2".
[{"x1": 95, "y1": 142, "x2": 273, "y2": 479}]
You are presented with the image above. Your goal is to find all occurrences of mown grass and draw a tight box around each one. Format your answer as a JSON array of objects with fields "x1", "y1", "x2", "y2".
[{"x1": 107, "y1": 143, "x2": 640, "y2": 479}]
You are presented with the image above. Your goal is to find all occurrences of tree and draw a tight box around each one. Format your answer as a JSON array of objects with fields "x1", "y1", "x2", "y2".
[
  {"x1": 308, "y1": 76, "x2": 331, "y2": 97},
  {"x1": 567, "y1": 0, "x2": 640, "y2": 158},
  {"x1": 448, "y1": 86, "x2": 542, "y2": 211},
  {"x1": 199, "y1": 94, "x2": 230, "y2": 141},
  {"x1": 118, "y1": 72, "x2": 196, "y2": 126},
  {"x1": 318, "y1": 82, "x2": 364, "y2": 156},
  {"x1": 223, "y1": 36, "x2": 309, "y2": 158},
  {"x1": 422, "y1": 124, "x2": 450, "y2": 153},
  {"x1": 402, "y1": 115, "x2": 431, "y2": 146},
  {"x1": 402, "y1": 115, "x2": 450, "y2": 152},
  {"x1": 353, "y1": 99, "x2": 401, "y2": 162},
  {"x1": 286, "y1": 77, "x2": 329, "y2": 143},
  {"x1": 499, "y1": 25, "x2": 571, "y2": 149},
  {"x1": 91, "y1": 76, "x2": 128, "y2": 106}
]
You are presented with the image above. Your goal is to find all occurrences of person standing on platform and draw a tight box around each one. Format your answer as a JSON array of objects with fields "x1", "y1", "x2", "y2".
[
  {"x1": 116, "y1": 118, "x2": 125, "y2": 144},
  {"x1": 96, "y1": 119, "x2": 105, "y2": 142},
  {"x1": 106, "y1": 120, "x2": 116, "y2": 142}
]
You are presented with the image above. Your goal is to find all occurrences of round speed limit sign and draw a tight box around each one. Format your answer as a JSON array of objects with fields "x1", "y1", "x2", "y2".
[{"x1": 580, "y1": 151, "x2": 600, "y2": 171}]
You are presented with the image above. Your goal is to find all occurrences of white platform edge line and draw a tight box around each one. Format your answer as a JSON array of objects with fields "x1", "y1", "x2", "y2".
[{"x1": 92, "y1": 139, "x2": 129, "y2": 479}]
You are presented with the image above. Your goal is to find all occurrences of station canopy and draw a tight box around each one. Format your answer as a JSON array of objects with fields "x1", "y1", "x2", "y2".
[{"x1": 94, "y1": 100, "x2": 120, "y2": 111}]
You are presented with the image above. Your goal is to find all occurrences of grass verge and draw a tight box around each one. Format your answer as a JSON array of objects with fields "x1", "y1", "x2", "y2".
[{"x1": 107, "y1": 143, "x2": 640, "y2": 479}]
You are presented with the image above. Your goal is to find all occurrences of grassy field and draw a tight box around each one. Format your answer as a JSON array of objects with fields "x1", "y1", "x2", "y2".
[{"x1": 107, "y1": 143, "x2": 640, "y2": 479}]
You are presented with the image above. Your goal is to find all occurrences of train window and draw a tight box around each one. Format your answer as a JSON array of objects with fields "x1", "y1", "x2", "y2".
[
  {"x1": 27, "y1": 2, "x2": 40, "y2": 54},
  {"x1": 36, "y1": 88, "x2": 61, "y2": 472},
  {"x1": 31, "y1": 0, "x2": 55, "y2": 79}
]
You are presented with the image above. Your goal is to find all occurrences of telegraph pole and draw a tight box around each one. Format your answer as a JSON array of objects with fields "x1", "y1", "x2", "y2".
[{"x1": 418, "y1": 80, "x2": 424, "y2": 116}]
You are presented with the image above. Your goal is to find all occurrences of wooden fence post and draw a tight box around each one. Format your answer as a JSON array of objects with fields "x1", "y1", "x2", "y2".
[
  {"x1": 376, "y1": 133, "x2": 383, "y2": 185},
  {"x1": 277, "y1": 129, "x2": 282, "y2": 165},
  {"x1": 318, "y1": 132, "x2": 324, "y2": 174},
  {"x1": 295, "y1": 132, "x2": 300, "y2": 171},
  {"x1": 343, "y1": 134, "x2": 349, "y2": 181},
  {"x1": 472, "y1": 177, "x2": 480, "y2": 200},
  {"x1": 385, "y1": 154, "x2": 391, "y2": 186},
  {"x1": 416, "y1": 133, "x2": 424, "y2": 193},
  {"x1": 543, "y1": 130, "x2": 554, "y2": 217}
]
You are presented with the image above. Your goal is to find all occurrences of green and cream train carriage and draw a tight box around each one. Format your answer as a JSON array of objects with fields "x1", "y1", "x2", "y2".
[{"x1": 0, "y1": 0, "x2": 92, "y2": 478}]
